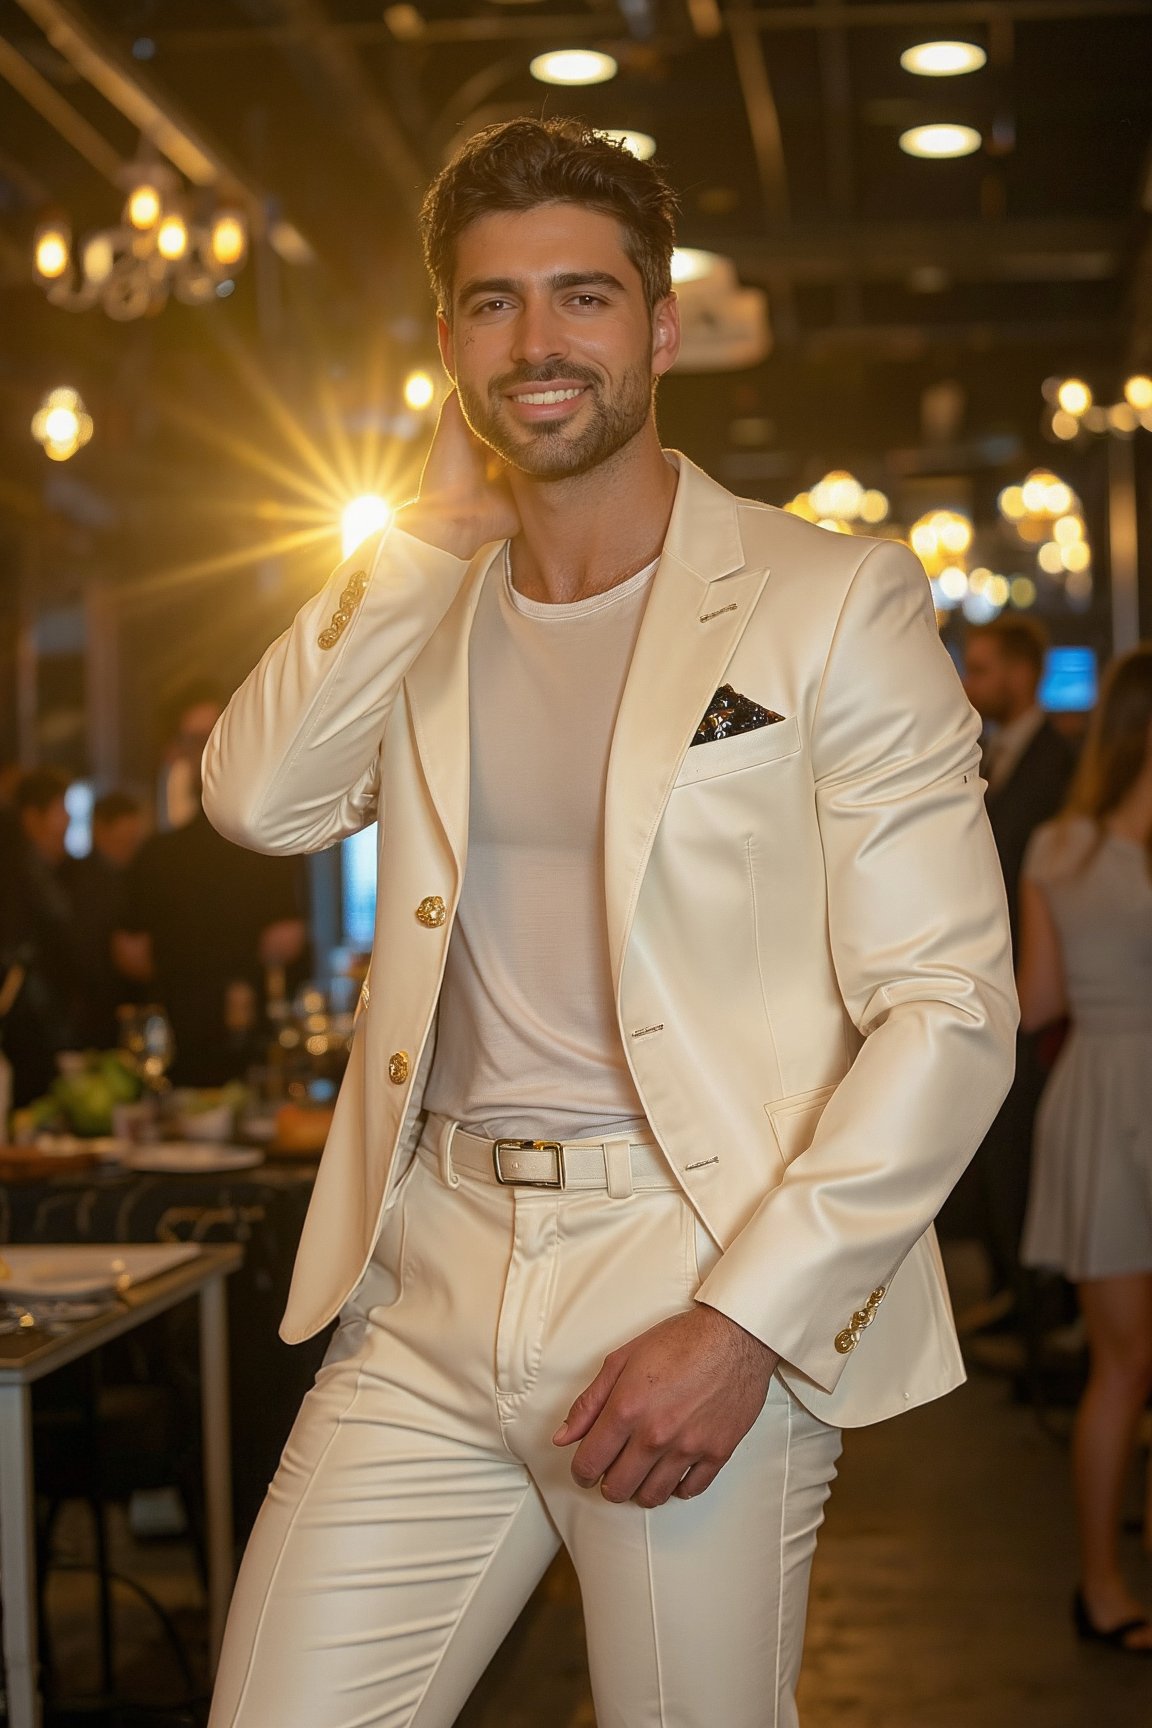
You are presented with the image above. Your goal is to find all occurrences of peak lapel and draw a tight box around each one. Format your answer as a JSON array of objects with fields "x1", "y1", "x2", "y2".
[{"x1": 604, "y1": 456, "x2": 770, "y2": 992}]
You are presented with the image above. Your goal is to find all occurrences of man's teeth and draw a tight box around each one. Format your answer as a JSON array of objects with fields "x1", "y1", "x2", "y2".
[{"x1": 516, "y1": 388, "x2": 584, "y2": 405}]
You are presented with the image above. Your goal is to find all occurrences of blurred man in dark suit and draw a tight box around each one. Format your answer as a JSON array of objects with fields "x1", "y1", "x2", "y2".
[
  {"x1": 64, "y1": 791, "x2": 147, "y2": 1048},
  {"x1": 0, "y1": 768, "x2": 83, "y2": 1105},
  {"x1": 960, "y1": 617, "x2": 1076, "y2": 1325}
]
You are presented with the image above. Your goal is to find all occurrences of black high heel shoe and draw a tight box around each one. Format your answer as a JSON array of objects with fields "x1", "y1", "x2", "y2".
[{"x1": 1072, "y1": 1588, "x2": 1152, "y2": 1655}]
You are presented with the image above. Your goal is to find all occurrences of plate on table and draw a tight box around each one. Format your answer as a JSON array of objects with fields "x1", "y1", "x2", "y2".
[
  {"x1": 123, "y1": 1144, "x2": 265, "y2": 1175},
  {"x1": 0, "y1": 1243, "x2": 200, "y2": 1301}
]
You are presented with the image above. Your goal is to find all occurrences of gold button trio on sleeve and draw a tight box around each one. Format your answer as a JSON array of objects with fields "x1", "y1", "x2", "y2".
[
  {"x1": 388, "y1": 1050, "x2": 410, "y2": 1085},
  {"x1": 318, "y1": 568, "x2": 369, "y2": 650},
  {"x1": 415, "y1": 895, "x2": 447, "y2": 928},
  {"x1": 834, "y1": 1286, "x2": 887, "y2": 1355}
]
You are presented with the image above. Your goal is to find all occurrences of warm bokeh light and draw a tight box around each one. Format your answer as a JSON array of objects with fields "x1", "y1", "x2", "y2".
[
  {"x1": 910, "y1": 510, "x2": 973, "y2": 575},
  {"x1": 35, "y1": 225, "x2": 70, "y2": 280},
  {"x1": 1009, "y1": 576, "x2": 1037, "y2": 608},
  {"x1": 1050, "y1": 409, "x2": 1080, "y2": 440},
  {"x1": 998, "y1": 485, "x2": 1025, "y2": 520},
  {"x1": 810, "y1": 471, "x2": 864, "y2": 521},
  {"x1": 601, "y1": 129, "x2": 657, "y2": 160},
  {"x1": 31, "y1": 386, "x2": 93, "y2": 462},
  {"x1": 126, "y1": 183, "x2": 162, "y2": 230},
  {"x1": 900, "y1": 41, "x2": 987, "y2": 77},
  {"x1": 210, "y1": 213, "x2": 247, "y2": 267},
  {"x1": 859, "y1": 489, "x2": 890, "y2": 524},
  {"x1": 156, "y1": 215, "x2": 189, "y2": 260},
  {"x1": 1123, "y1": 374, "x2": 1152, "y2": 410},
  {"x1": 1037, "y1": 542, "x2": 1065, "y2": 575},
  {"x1": 899, "y1": 124, "x2": 982, "y2": 159},
  {"x1": 403, "y1": 370, "x2": 436, "y2": 411},
  {"x1": 82, "y1": 235, "x2": 114, "y2": 285},
  {"x1": 342, "y1": 494, "x2": 393, "y2": 556},
  {"x1": 1053, "y1": 514, "x2": 1084, "y2": 546},
  {"x1": 1062, "y1": 541, "x2": 1092, "y2": 574},
  {"x1": 530, "y1": 50, "x2": 617, "y2": 86},
  {"x1": 938, "y1": 567, "x2": 969, "y2": 601},
  {"x1": 670, "y1": 248, "x2": 723, "y2": 284},
  {"x1": 1056, "y1": 378, "x2": 1092, "y2": 416}
]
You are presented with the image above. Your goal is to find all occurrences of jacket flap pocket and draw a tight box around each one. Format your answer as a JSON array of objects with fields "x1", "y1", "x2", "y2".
[
  {"x1": 764, "y1": 1082, "x2": 838, "y2": 1165},
  {"x1": 675, "y1": 713, "x2": 801, "y2": 787}
]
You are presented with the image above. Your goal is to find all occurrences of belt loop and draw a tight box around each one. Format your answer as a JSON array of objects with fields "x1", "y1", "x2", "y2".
[
  {"x1": 437, "y1": 1117, "x2": 461, "y2": 1189},
  {"x1": 604, "y1": 1136, "x2": 634, "y2": 1200}
]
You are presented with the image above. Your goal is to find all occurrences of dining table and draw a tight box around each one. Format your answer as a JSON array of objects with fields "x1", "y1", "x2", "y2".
[{"x1": 0, "y1": 1241, "x2": 242, "y2": 1728}]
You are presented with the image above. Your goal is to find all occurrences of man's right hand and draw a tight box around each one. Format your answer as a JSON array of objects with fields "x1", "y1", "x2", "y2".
[{"x1": 395, "y1": 390, "x2": 519, "y2": 560}]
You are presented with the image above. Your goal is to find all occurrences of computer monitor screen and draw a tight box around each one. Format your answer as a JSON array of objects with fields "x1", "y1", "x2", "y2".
[{"x1": 1040, "y1": 646, "x2": 1097, "y2": 713}]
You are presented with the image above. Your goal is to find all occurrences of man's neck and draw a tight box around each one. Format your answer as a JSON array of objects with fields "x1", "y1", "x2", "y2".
[{"x1": 506, "y1": 424, "x2": 678, "y2": 605}]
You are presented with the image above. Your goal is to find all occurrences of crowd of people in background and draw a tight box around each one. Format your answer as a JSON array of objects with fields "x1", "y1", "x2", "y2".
[
  {"x1": 961, "y1": 618, "x2": 1152, "y2": 1656},
  {"x1": 0, "y1": 685, "x2": 308, "y2": 1111}
]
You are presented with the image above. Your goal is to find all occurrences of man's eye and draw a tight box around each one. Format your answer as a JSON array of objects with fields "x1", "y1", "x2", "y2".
[
  {"x1": 474, "y1": 298, "x2": 511, "y2": 315},
  {"x1": 570, "y1": 294, "x2": 606, "y2": 308}
]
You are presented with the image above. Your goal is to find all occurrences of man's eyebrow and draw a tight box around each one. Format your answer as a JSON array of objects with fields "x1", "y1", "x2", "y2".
[{"x1": 457, "y1": 270, "x2": 628, "y2": 302}]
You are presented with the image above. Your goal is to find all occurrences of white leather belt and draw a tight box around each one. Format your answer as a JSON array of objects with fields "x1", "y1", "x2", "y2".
[{"x1": 431, "y1": 1122, "x2": 677, "y2": 1192}]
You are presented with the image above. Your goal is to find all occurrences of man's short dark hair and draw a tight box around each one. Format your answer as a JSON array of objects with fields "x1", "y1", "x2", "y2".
[
  {"x1": 420, "y1": 116, "x2": 679, "y2": 318},
  {"x1": 14, "y1": 767, "x2": 70, "y2": 814},
  {"x1": 969, "y1": 615, "x2": 1049, "y2": 681},
  {"x1": 93, "y1": 790, "x2": 141, "y2": 827}
]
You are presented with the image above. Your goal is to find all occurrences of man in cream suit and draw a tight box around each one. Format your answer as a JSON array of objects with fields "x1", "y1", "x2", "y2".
[{"x1": 203, "y1": 118, "x2": 1016, "y2": 1727}]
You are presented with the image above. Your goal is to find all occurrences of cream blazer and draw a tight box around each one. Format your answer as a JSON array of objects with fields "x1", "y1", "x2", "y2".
[{"x1": 203, "y1": 454, "x2": 1017, "y2": 1429}]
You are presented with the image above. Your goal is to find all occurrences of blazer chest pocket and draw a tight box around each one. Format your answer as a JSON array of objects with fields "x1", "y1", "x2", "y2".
[
  {"x1": 675, "y1": 713, "x2": 801, "y2": 787},
  {"x1": 765, "y1": 1081, "x2": 838, "y2": 1166}
]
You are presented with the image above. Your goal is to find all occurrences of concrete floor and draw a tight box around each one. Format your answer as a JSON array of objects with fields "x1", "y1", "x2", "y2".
[{"x1": 32, "y1": 1274, "x2": 1152, "y2": 1727}]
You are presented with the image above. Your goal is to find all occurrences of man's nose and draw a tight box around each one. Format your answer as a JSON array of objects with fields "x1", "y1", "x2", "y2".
[{"x1": 510, "y1": 299, "x2": 567, "y2": 366}]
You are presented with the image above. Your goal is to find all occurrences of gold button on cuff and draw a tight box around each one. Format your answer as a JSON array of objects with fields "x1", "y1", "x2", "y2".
[
  {"x1": 415, "y1": 895, "x2": 447, "y2": 928},
  {"x1": 835, "y1": 1329, "x2": 857, "y2": 1355},
  {"x1": 387, "y1": 1050, "x2": 410, "y2": 1085}
]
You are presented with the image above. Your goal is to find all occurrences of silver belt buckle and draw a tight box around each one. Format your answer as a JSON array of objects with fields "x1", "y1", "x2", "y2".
[{"x1": 492, "y1": 1138, "x2": 566, "y2": 1188}]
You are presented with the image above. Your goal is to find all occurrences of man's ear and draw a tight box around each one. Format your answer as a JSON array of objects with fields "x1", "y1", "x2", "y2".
[
  {"x1": 437, "y1": 314, "x2": 455, "y2": 381},
  {"x1": 650, "y1": 293, "x2": 680, "y2": 378}
]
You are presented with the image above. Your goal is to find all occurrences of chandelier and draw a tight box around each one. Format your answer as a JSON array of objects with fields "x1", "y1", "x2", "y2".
[{"x1": 33, "y1": 162, "x2": 248, "y2": 321}]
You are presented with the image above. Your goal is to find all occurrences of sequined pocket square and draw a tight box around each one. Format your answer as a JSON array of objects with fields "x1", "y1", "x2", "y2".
[{"x1": 691, "y1": 684, "x2": 786, "y2": 746}]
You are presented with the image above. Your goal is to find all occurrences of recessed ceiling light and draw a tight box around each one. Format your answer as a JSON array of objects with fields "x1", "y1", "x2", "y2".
[
  {"x1": 601, "y1": 129, "x2": 657, "y2": 160},
  {"x1": 901, "y1": 41, "x2": 987, "y2": 77},
  {"x1": 899, "y1": 124, "x2": 982, "y2": 160},
  {"x1": 530, "y1": 50, "x2": 617, "y2": 86}
]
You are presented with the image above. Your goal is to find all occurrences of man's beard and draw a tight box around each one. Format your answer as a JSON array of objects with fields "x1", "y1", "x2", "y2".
[{"x1": 457, "y1": 360, "x2": 654, "y2": 480}]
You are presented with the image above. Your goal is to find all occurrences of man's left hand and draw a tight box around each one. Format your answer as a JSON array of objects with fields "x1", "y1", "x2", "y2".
[{"x1": 552, "y1": 1304, "x2": 779, "y2": 1507}]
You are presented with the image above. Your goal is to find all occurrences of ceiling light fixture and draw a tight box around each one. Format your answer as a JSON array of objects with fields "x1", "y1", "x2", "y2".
[
  {"x1": 900, "y1": 41, "x2": 987, "y2": 77},
  {"x1": 530, "y1": 50, "x2": 617, "y2": 86},
  {"x1": 32, "y1": 160, "x2": 249, "y2": 321},
  {"x1": 899, "y1": 124, "x2": 982, "y2": 160}
]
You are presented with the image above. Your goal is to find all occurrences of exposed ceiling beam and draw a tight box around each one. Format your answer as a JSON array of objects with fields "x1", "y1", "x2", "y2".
[
  {"x1": 723, "y1": 219, "x2": 1125, "y2": 284},
  {"x1": 9, "y1": 0, "x2": 316, "y2": 262},
  {"x1": 271, "y1": 0, "x2": 425, "y2": 217},
  {"x1": 0, "y1": 32, "x2": 122, "y2": 185},
  {"x1": 726, "y1": 0, "x2": 796, "y2": 339},
  {"x1": 156, "y1": 0, "x2": 1152, "y2": 51},
  {"x1": 798, "y1": 317, "x2": 1121, "y2": 357}
]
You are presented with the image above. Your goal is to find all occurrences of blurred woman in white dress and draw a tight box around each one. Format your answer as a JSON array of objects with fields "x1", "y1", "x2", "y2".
[{"x1": 1018, "y1": 645, "x2": 1152, "y2": 1655}]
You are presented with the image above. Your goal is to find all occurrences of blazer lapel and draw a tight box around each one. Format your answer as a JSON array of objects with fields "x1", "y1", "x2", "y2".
[
  {"x1": 604, "y1": 455, "x2": 771, "y2": 992},
  {"x1": 403, "y1": 546, "x2": 497, "y2": 882}
]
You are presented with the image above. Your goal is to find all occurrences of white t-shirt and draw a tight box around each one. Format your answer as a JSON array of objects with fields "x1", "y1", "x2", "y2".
[{"x1": 422, "y1": 548, "x2": 658, "y2": 1140}]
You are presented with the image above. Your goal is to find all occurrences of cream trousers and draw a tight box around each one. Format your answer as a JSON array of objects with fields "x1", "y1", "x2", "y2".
[{"x1": 208, "y1": 1125, "x2": 842, "y2": 1728}]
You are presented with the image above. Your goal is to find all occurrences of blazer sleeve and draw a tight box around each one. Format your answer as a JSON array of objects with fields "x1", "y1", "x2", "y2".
[
  {"x1": 694, "y1": 537, "x2": 1018, "y2": 1394},
  {"x1": 202, "y1": 526, "x2": 470, "y2": 856}
]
